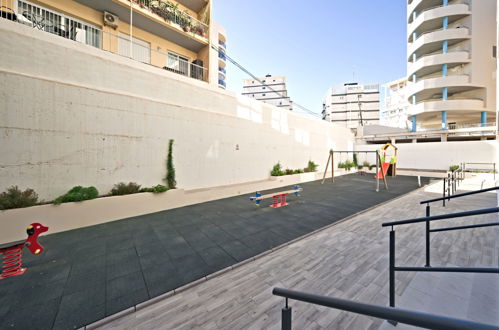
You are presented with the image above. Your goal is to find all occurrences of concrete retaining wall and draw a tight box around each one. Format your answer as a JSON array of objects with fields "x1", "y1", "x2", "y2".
[
  {"x1": 0, "y1": 20, "x2": 354, "y2": 201},
  {"x1": 355, "y1": 141, "x2": 498, "y2": 171}
]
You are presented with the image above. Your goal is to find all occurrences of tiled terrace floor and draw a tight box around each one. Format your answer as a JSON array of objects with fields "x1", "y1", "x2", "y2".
[
  {"x1": 0, "y1": 175, "x2": 428, "y2": 329},
  {"x1": 97, "y1": 178, "x2": 498, "y2": 329}
]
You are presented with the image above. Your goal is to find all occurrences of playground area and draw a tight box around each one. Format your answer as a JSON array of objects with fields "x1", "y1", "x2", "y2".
[{"x1": 0, "y1": 174, "x2": 429, "y2": 329}]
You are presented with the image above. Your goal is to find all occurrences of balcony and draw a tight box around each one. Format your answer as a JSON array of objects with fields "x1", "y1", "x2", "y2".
[
  {"x1": 408, "y1": 27, "x2": 470, "y2": 61},
  {"x1": 218, "y1": 79, "x2": 226, "y2": 88},
  {"x1": 408, "y1": 99, "x2": 486, "y2": 116},
  {"x1": 218, "y1": 40, "x2": 226, "y2": 49},
  {"x1": 408, "y1": 3, "x2": 470, "y2": 39},
  {"x1": 175, "y1": 0, "x2": 208, "y2": 12},
  {"x1": 406, "y1": 74, "x2": 480, "y2": 101},
  {"x1": 73, "y1": 0, "x2": 209, "y2": 52},
  {"x1": 408, "y1": 51, "x2": 470, "y2": 76},
  {"x1": 218, "y1": 67, "x2": 226, "y2": 76},
  {"x1": 218, "y1": 49, "x2": 226, "y2": 68},
  {"x1": 408, "y1": 0, "x2": 456, "y2": 23},
  {"x1": 1, "y1": 2, "x2": 208, "y2": 82}
]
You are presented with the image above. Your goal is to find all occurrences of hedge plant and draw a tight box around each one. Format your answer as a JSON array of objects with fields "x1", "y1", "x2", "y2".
[
  {"x1": 0, "y1": 186, "x2": 38, "y2": 210},
  {"x1": 54, "y1": 186, "x2": 98, "y2": 204},
  {"x1": 111, "y1": 182, "x2": 141, "y2": 196}
]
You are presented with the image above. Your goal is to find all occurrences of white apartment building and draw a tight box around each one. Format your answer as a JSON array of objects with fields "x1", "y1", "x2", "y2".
[
  {"x1": 212, "y1": 22, "x2": 227, "y2": 89},
  {"x1": 242, "y1": 75, "x2": 293, "y2": 111},
  {"x1": 380, "y1": 77, "x2": 411, "y2": 129},
  {"x1": 322, "y1": 82, "x2": 380, "y2": 129},
  {"x1": 406, "y1": 0, "x2": 497, "y2": 131}
]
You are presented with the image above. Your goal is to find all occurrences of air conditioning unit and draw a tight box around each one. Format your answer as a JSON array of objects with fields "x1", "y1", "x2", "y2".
[{"x1": 103, "y1": 12, "x2": 119, "y2": 29}]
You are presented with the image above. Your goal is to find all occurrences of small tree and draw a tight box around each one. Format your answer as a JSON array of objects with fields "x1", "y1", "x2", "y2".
[{"x1": 166, "y1": 139, "x2": 177, "y2": 189}]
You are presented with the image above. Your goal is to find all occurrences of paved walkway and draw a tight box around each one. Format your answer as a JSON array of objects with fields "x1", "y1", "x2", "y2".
[
  {"x1": 0, "y1": 175, "x2": 427, "y2": 329},
  {"x1": 96, "y1": 178, "x2": 498, "y2": 329}
]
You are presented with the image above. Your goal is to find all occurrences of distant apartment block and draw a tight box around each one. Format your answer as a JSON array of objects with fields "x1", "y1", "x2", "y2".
[
  {"x1": 322, "y1": 83, "x2": 380, "y2": 129},
  {"x1": 242, "y1": 75, "x2": 293, "y2": 111},
  {"x1": 380, "y1": 77, "x2": 411, "y2": 129},
  {"x1": 406, "y1": 0, "x2": 497, "y2": 131},
  {"x1": 0, "y1": 0, "x2": 225, "y2": 86}
]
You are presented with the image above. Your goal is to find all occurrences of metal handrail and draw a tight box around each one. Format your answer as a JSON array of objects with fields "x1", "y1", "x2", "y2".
[
  {"x1": 273, "y1": 288, "x2": 499, "y2": 330},
  {"x1": 383, "y1": 204, "x2": 499, "y2": 310},
  {"x1": 382, "y1": 206, "x2": 499, "y2": 227},
  {"x1": 421, "y1": 185, "x2": 499, "y2": 205}
]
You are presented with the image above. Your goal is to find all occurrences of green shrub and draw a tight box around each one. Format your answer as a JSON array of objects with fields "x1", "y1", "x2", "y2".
[
  {"x1": 166, "y1": 139, "x2": 177, "y2": 189},
  {"x1": 285, "y1": 168, "x2": 294, "y2": 175},
  {"x1": 344, "y1": 160, "x2": 355, "y2": 171},
  {"x1": 357, "y1": 165, "x2": 363, "y2": 170},
  {"x1": 111, "y1": 182, "x2": 141, "y2": 196},
  {"x1": 152, "y1": 184, "x2": 168, "y2": 193},
  {"x1": 141, "y1": 184, "x2": 169, "y2": 193},
  {"x1": 0, "y1": 186, "x2": 38, "y2": 210},
  {"x1": 362, "y1": 161, "x2": 370, "y2": 168},
  {"x1": 338, "y1": 162, "x2": 345, "y2": 169},
  {"x1": 353, "y1": 153, "x2": 358, "y2": 167},
  {"x1": 449, "y1": 165, "x2": 460, "y2": 172},
  {"x1": 271, "y1": 162, "x2": 285, "y2": 176},
  {"x1": 293, "y1": 169, "x2": 304, "y2": 174},
  {"x1": 305, "y1": 160, "x2": 318, "y2": 172},
  {"x1": 54, "y1": 186, "x2": 98, "y2": 204},
  {"x1": 369, "y1": 164, "x2": 376, "y2": 170}
]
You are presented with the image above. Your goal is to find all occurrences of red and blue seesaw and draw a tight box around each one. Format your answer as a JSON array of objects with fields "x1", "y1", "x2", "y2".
[{"x1": 249, "y1": 185, "x2": 303, "y2": 208}]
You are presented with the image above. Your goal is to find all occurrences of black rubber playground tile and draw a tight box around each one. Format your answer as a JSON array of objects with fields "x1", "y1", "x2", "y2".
[{"x1": 0, "y1": 174, "x2": 429, "y2": 329}]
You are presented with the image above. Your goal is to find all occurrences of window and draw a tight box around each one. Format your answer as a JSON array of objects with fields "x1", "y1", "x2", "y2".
[
  {"x1": 262, "y1": 87, "x2": 266, "y2": 90},
  {"x1": 119, "y1": 33, "x2": 151, "y2": 64},
  {"x1": 16, "y1": 1, "x2": 101, "y2": 47},
  {"x1": 262, "y1": 93, "x2": 266, "y2": 96},
  {"x1": 166, "y1": 52, "x2": 189, "y2": 75}
]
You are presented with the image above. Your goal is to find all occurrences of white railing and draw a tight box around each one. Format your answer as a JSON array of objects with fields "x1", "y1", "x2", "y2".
[
  {"x1": 0, "y1": 0, "x2": 207, "y2": 81},
  {"x1": 14, "y1": 0, "x2": 101, "y2": 47}
]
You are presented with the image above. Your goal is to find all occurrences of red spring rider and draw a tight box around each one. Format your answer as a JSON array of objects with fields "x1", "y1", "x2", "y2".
[{"x1": 0, "y1": 223, "x2": 48, "y2": 280}]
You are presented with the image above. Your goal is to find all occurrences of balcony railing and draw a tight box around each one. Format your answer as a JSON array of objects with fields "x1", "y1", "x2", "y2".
[
  {"x1": 1, "y1": 1, "x2": 208, "y2": 82},
  {"x1": 218, "y1": 41, "x2": 226, "y2": 49},
  {"x1": 218, "y1": 67, "x2": 226, "y2": 74},
  {"x1": 218, "y1": 51, "x2": 226, "y2": 61},
  {"x1": 130, "y1": 0, "x2": 208, "y2": 39},
  {"x1": 218, "y1": 79, "x2": 226, "y2": 87}
]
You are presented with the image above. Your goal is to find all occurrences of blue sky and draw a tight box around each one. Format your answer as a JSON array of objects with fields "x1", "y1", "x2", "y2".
[{"x1": 213, "y1": 0, "x2": 408, "y2": 116}]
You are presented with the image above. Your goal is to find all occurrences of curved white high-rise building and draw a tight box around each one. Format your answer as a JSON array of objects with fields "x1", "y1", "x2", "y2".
[{"x1": 406, "y1": 0, "x2": 497, "y2": 131}]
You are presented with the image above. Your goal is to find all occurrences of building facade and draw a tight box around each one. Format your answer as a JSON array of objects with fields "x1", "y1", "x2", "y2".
[
  {"x1": 322, "y1": 83, "x2": 380, "y2": 129},
  {"x1": 0, "y1": 0, "x2": 226, "y2": 86},
  {"x1": 213, "y1": 22, "x2": 227, "y2": 89},
  {"x1": 380, "y1": 77, "x2": 411, "y2": 129},
  {"x1": 242, "y1": 75, "x2": 293, "y2": 111},
  {"x1": 406, "y1": 0, "x2": 497, "y2": 131}
]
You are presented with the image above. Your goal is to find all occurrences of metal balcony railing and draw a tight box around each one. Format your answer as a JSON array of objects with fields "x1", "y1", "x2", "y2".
[{"x1": 218, "y1": 79, "x2": 226, "y2": 87}]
